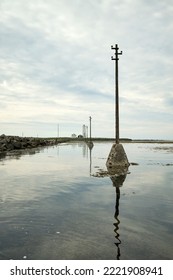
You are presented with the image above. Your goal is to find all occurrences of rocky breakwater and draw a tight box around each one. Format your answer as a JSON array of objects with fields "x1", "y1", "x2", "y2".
[{"x1": 0, "y1": 134, "x2": 58, "y2": 154}]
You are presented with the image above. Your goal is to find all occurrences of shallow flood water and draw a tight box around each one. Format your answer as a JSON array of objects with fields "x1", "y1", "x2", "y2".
[{"x1": 0, "y1": 142, "x2": 173, "y2": 260}]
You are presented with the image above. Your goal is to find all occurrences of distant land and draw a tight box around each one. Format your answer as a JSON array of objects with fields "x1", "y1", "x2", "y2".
[{"x1": 45, "y1": 137, "x2": 173, "y2": 144}]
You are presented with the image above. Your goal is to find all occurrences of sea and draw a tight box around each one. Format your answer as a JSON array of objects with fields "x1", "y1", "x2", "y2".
[{"x1": 0, "y1": 141, "x2": 173, "y2": 260}]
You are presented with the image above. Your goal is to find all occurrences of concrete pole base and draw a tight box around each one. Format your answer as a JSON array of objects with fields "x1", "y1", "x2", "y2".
[
  {"x1": 86, "y1": 141, "x2": 94, "y2": 149},
  {"x1": 106, "y1": 143, "x2": 129, "y2": 170}
]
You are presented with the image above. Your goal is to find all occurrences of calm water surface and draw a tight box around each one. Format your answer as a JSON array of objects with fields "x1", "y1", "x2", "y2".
[{"x1": 0, "y1": 142, "x2": 173, "y2": 260}]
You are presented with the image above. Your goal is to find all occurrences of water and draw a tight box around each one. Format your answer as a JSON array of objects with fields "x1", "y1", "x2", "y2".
[{"x1": 0, "y1": 142, "x2": 173, "y2": 260}]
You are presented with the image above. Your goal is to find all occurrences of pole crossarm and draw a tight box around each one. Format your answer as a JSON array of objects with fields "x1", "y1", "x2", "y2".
[{"x1": 111, "y1": 44, "x2": 122, "y2": 61}]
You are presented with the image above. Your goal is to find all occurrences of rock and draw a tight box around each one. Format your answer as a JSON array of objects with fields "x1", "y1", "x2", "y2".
[
  {"x1": 6, "y1": 143, "x2": 14, "y2": 150},
  {"x1": 0, "y1": 135, "x2": 58, "y2": 153},
  {"x1": 0, "y1": 134, "x2": 6, "y2": 138},
  {"x1": 0, "y1": 143, "x2": 7, "y2": 151},
  {"x1": 13, "y1": 141, "x2": 22, "y2": 149}
]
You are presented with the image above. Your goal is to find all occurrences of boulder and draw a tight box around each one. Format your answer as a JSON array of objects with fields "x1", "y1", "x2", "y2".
[
  {"x1": 0, "y1": 135, "x2": 58, "y2": 153},
  {"x1": 13, "y1": 141, "x2": 22, "y2": 149}
]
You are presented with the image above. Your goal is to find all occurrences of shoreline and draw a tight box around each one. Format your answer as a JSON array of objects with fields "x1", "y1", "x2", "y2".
[
  {"x1": 1, "y1": 134, "x2": 173, "y2": 158},
  {"x1": 0, "y1": 134, "x2": 70, "y2": 158}
]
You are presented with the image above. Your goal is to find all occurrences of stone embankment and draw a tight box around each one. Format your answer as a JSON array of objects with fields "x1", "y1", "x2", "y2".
[{"x1": 0, "y1": 134, "x2": 58, "y2": 153}]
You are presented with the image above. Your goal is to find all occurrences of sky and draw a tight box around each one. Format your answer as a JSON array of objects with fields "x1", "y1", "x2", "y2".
[{"x1": 0, "y1": 0, "x2": 173, "y2": 139}]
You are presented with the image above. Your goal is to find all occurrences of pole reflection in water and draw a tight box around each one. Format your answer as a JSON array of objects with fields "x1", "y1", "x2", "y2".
[
  {"x1": 88, "y1": 143, "x2": 93, "y2": 176},
  {"x1": 83, "y1": 141, "x2": 94, "y2": 176},
  {"x1": 114, "y1": 186, "x2": 121, "y2": 259},
  {"x1": 107, "y1": 166, "x2": 128, "y2": 260}
]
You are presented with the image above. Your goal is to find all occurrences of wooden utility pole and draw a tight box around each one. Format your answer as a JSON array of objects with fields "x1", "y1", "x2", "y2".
[
  {"x1": 111, "y1": 44, "x2": 122, "y2": 144},
  {"x1": 57, "y1": 124, "x2": 59, "y2": 137},
  {"x1": 89, "y1": 116, "x2": 92, "y2": 140},
  {"x1": 106, "y1": 44, "x2": 129, "y2": 170},
  {"x1": 86, "y1": 116, "x2": 94, "y2": 149}
]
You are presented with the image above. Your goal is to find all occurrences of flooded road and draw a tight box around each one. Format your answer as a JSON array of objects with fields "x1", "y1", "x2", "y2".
[{"x1": 0, "y1": 142, "x2": 173, "y2": 259}]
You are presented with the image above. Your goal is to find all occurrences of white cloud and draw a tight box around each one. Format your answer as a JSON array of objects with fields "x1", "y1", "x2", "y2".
[{"x1": 0, "y1": 0, "x2": 173, "y2": 139}]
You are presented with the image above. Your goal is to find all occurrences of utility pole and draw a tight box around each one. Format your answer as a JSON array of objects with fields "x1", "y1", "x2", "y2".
[
  {"x1": 111, "y1": 44, "x2": 122, "y2": 144},
  {"x1": 87, "y1": 116, "x2": 94, "y2": 149},
  {"x1": 106, "y1": 44, "x2": 129, "y2": 170},
  {"x1": 89, "y1": 116, "x2": 92, "y2": 140},
  {"x1": 57, "y1": 124, "x2": 59, "y2": 137}
]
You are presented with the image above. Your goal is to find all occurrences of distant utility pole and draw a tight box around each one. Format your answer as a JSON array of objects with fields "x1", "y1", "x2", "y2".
[
  {"x1": 57, "y1": 124, "x2": 59, "y2": 137},
  {"x1": 111, "y1": 44, "x2": 122, "y2": 144},
  {"x1": 89, "y1": 116, "x2": 92, "y2": 140}
]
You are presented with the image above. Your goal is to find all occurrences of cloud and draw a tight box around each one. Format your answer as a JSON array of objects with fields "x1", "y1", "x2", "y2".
[{"x1": 0, "y1": 0, "x2": 173, "y2": 139}]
